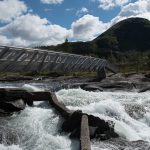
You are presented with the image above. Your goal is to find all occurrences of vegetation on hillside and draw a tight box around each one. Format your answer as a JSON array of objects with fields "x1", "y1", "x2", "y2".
[{"x1": 38, "y1": 17, "x2": 150, "y2": 73}]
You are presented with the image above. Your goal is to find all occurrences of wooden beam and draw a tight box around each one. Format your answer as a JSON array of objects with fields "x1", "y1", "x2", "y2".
[
  {"x1": 48, "y1": 92, "x2": 73, "y2": 119},
  {"x1": 80, "y1": 114, "x2": 91, "y2": 150}
]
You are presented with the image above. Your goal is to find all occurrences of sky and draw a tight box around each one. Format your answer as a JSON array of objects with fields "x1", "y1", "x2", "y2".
[{"x1": 0, "y1": 0, "x2": 150, "y2": 47}]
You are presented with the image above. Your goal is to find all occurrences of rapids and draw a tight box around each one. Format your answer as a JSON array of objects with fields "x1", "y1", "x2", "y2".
[{"x1": 0, "y1": 83, "x2": 150, "y2": 149}]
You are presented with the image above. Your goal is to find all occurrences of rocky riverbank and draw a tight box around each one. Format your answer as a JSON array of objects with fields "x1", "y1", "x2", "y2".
[
  {"x1": 0, "y1": 73, "x2": 150, "y2": 92},
  {"x1": 0, "y1": 73, "x2": 149, "y2": 116},
  {"x1": 0, "y1": 73, "x2": 150, "y2": 148}
]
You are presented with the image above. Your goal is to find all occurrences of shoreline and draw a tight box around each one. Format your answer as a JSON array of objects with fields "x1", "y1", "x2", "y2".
[{"x1": 0, "y1": 73, "x2": 149, "y2": 93}]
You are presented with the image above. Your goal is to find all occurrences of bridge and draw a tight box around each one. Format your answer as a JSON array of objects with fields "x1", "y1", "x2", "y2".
[{"x1": 0, "y1": 45, "x2": 116, "y2": 77}]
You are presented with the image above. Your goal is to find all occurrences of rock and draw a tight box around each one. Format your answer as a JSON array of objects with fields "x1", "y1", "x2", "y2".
[
  {"x1": 139, "y1": 86, "x2": 150, "y2": 93},
  {"x1": 124, "y1": 103, "x2": 146, "y2": 119},
  {"x1": 0, "y1": 76, "x2": 33, "y2": 82},
  {"x1": 97, "y1": 68, "x2": 106, "y2": 81},
  {"x1": 145, "y1": 73, "x2": 150, "y2": 78},
  {"x1": 0, "y1": 109, "x2": 12, "y2": 117},
  {"x1": 0, "y1": 127, "x2": 19, "y2": 145},
  {"x1": 62, "y1": 110, "x2": 82, "y2": 133},
  {"x1": 100, "y1": 81, "x2": 135, "y2": 91},
  {"x1": 0, "y1": 99, "x2": 26, "y2": 113},
  {"x1": 81, "y1": 84, "x2": 103, "y2": 92},
  {"x1": 62, "y1": 110, "x2": 118, "y2": 140},
  {"x1": 0, "y1": 88, "x2": 30, "y2": 101}
]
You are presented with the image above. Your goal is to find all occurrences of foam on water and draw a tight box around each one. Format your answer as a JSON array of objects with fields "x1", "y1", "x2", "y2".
[
  {"x1": 0, "y1": 144, "x2": 22, "y2": 150},
  {"x1": 0, "y1": 84, "x2": 79, "y2": 150},
  {"x1": 1, "y1": 83, "x2": 150, "y2": 149},
  {"x1": 0, "y1": 102, "x2": 79, "y2": 150},
  {"x1": 22, "y1": 84, "x2": 44, "y2": 92},
  {"x1": 56, "y1": 88, "x2": 150, "y2": 143}
]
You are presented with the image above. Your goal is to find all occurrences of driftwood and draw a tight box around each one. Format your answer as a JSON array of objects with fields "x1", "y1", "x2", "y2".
[
  {"x1": 80, "y1": 115, "x2": 91, "y2": 150},
  {"x1": 0, "y1": 88, "x2": 119, "y2": 150}
]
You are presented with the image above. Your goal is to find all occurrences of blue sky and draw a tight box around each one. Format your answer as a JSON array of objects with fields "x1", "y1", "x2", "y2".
[
  {"x1": 20, "y1": 0, "x2": 121, "y2": 28},
  {"x1": 0, "y1": 0, "x2": 150, "y2": 47}
]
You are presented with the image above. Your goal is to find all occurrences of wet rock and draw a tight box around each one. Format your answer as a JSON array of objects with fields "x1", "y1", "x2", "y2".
[
  {"x1": 139, "y1": 86, "x2": 150, "y2": 93},
  {"x1": 81, "y1": 84, "x2": 103, "y2": 92},
  {"x1": 145, "y1": 73, "x2": 150, "y2": 78},
  {"x1": 0, "y1": 88, "x2": 30, "y2": 101},
  {"x1": 0, "y1": 99, "x2": 26, "y2": 113},
  {"x1": 62, "y1": 110, "x2": 82, "y2": 133},
  {"x1": 0, "y1": 109, "x2": 12, "y2": 117},
  {"x1": 62, "y1": 110, "x2": 118, "y2": 140},
  {"x1": 100, "y1": 81, "x2": 135, "y2": 91},
  {"x1": 88, "y1": 115, "x2": 118, "y2": 139},
  {"x1": 0, "y1": 76, "x2": 33, "y2": 82},
  {"x1": 0, "y1": 127, "x2": 19, "y2": 145},
  {"x1": 69, "y1": 128, "x2": 80, "y2": 139},
  {"x1": 97, "y1": 68, "x2": 106, "y2": 81},
  {"x1": 94, "y1": 128, "x2": 119, "y2": 140},
  {"x1": 92, "y1": 138, "x2": 150, "y2": 150},
  {"x1": 124, "y1": 103, "x2": 146, "y2": 119}
]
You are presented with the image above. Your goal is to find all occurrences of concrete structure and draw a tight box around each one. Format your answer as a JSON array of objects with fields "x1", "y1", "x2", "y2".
[
  {"x1": 0, "y1": 46, "x2": 116, "y2": 74},
  {"x1": 80, "y1": 115, "x2": 91, "y2": 150}
]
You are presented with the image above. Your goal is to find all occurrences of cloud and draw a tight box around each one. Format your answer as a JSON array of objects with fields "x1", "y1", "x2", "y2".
[
  {"x1": 65, "y1": 8, "x2": 74, "y2": 12},
  {"x1": 44, "y1": 8, "x2": 53, "y2": 12},
  {"x1": 71, "y1": 14, "x2": 109, "y2": 41},
  {"x1": 93, "y1": 0, "x2": 130, "y2": 10},
  {"x1": 119, "y1": 0, "x2": 150, "y2": 17},
  {"x1": 0, "y1": 14, "x2": 108, "y2": 46},
  {"x1": 1, "y1": 0, "x2": 150, "y2": 47},
  {"x1": 0, "y1": 0, "x2": 27, "y2": 23},
  {"x1": 40, "y1": 0, "x2": 64, "y2": 4},
  {"x1": 0, "y1": 14, "x2": 72, "y2": 46},
  {"x1": 76, "y1": 7, "x2": 89, "y2": 17},
  {"x1": 111, "y1": 0, "x2": 150, "y2": 25}
]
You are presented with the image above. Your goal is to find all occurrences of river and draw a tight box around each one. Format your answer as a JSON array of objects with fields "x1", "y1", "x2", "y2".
[{"x1": 0, "y1": 81, "x2": 150, "y2": 150}]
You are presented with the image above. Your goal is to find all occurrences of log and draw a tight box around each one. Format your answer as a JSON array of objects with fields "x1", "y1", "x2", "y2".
[
  {"x1": 80, "y1": 115, "x2": 91, "y2": 150},
  {"x1": 0, "y1": 88, "x2": 51, "y2": 101},
  {"x1": 48, "y1": 92, "x2": 73, "y2": 119}
]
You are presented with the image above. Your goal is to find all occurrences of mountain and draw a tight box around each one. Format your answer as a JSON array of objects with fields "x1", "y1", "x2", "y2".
[
  {"x1": 39, "y1": 18, "x2": 150, "y2": 72},
  {"x1": 93, "y1": 17, "x2": 150, "y2": 52},
  {"x1": 40, "y1": 17, "x2": 150, "y2": 57}
]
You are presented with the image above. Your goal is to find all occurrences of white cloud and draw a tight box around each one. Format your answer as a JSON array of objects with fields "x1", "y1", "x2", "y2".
[
  {"x1": 0, "y1": 0, "x2": 27, "y2": 23},
  {"x1": 93, "y1": 0, "x2": 130, "y2": 10},
  {"x1": 40, "y1": 0, "x2": 64, "y2": 4},
  {"x1": 76, "y1": 7, "x2": 89, "y2": 17},
  {"x1": 1, "y1": 0, "x2": 150, "y2": 47},
  {"x1": 65, "y1": 8, "x2": 74, "y2": 12},
  {"x1": 0, "y1": 14, "x2": 72, "y2": 46},
  {"x1": 111, "y1": 0, "x2": 150, "y2": 25},
  {"x1": 119, "y1": 0, "x2": 150, "y2": 17},
  {"x1": 71, "y1": 14, "x2": 109, "y2": 41},
  {"x1": 44, "y1": 8, "x2": 53, "y2": 12}
]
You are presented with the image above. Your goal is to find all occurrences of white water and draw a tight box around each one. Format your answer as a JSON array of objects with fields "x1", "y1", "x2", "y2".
[
  {"x1": 56, "y1": 88, "x2": 150, "y2": 149},
  {"x1": 0, "y1": 84, "x2": 150, "y2": 149},
  {"x1": 0, "y1": 84, "x2": 79, "y2": 150}
]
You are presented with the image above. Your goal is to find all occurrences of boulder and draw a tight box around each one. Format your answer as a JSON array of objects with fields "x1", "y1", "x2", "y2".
[
  {"x1": 61, "y1": 110, "x2": 118, "y2": 140},
  {"x1": 62, "y1": 110, "x2": 82, "y2": 133},
  {"x1": 0, "y1": 88, "x2": 29, "y2": 101},
  {"x1": 100, "y1": 81, "x2": 135, "y2": 91},
  {"x1": 139, "y1": 86, "x2": 150, "y2": 93},
  {"x1": 0, "y1": 99, "x2": 26, "y2": 113},
  {"x1": 0, "y1": 76, "x2": 33, "y2": 82},
  {"x1": 81, "y1": 84, "x2": 103, "y2": 92}
]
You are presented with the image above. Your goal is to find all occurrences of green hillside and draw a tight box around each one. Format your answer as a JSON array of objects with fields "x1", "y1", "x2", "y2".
[
  {"x1": 94, "y1": 17, "x2": 150, "y2": 52},
  {"x1": 39, "y1": 17, "x2": 150, "y2": 72}
]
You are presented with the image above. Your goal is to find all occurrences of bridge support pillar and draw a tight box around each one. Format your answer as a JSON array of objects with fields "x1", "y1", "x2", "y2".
[{"x1": 97, "y1": 67, "x2": 106, "y2": 81}]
